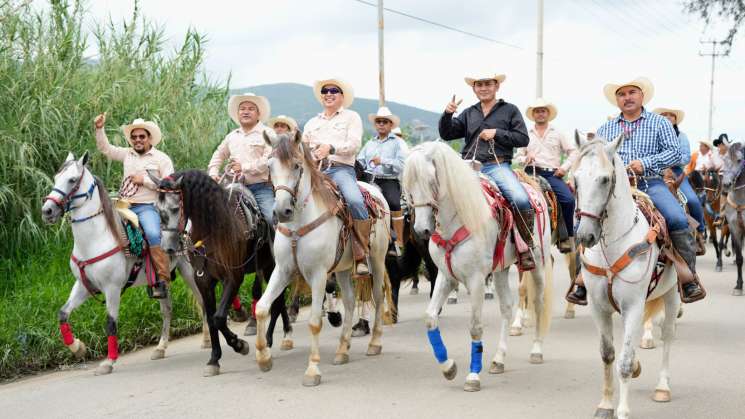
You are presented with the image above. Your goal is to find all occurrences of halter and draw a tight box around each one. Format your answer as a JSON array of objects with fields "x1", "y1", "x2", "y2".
[
  {"x1": 574, "y1": 154, "x2": 618, "y2": 224},
  {"x1": 157, "y1": 176, "x2": 187, "y2": 235},
  {"x1": 271, "y1": 145, "x2": 307, "y2": 209},
  {"x1": 43, "y1": 163, "x2": 97, "y2": 213}
]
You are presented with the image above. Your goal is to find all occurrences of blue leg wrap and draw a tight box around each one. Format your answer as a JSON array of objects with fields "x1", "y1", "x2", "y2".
[
  {"x1": 470, "y1": 341, "x2": 483, "y2": 374},
  {"x1": 427, "y1": 328, "x2": 448, "y2": 364}
]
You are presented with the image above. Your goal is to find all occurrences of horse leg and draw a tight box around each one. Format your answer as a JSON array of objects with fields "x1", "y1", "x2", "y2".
[
  {"x1": 711, "y1": 220, "x2": 723, "y2": 272},
  {"x1": 326, "y1": 275, "x2": 342, "y2": 327},
  {"x1": 201, "y1": 279, "x2": 222, "y2": 377},
  {"x1": 150, "y1": 292, "x2": 172, "y2": 360},
  {"x1": 367, "y1": 257, "x2": 386, "y2": 356},
  {"x1": 266, "y1": 295, "x2": 282, "y2": 348},
  {"x1": 58, "y1": 281, "x2": 90, "y2": 359},
  {"x1": 653, "y1": 288, "x2": 679, "y2": 402},
  {"x1": 616, "y1": 304, "x2": 645, "y2": 419},
  {"x1": 489, "y1": 270, "x2": 513, "y2": 375},
  {"x1": 640, "y1": 317, "x2": 656, "y2": 349},
  {"x1": 733, "y1": 236, "x2": 744, "y2": 296},
  {"x1": 95, "y1": 287, "x2": 122, "y2": 376},
  {"x1": 510, "y1": 272, "x2": 527, "y2": 336},
  {"x1": 302, "y1": 271, "x2": 327, "y2": 386},
  {"x1": 333, "y1": 270, "x2": 354, "y2": 365},
  {"x1": 255, "y1": 268, "x2": 292, "y2": 372},
  {"x1": 463, "y1": 273, "x2": 485, "y2": 392},
  {"x1": 177, "y1": 259, "x2": 210, "y2": 349},
  {"x1": 592, "y1": 306, "x2": 616, "y2": 419},
  {"x1": 484, "y1": 274, "x2": 494, "y2": 300},
  {"x1": 279, "y1": 288, "x2": 294, "y2": 351},
  {"x1": 214, "y1": 279, "x2": 250, "y2": 358},
  {"x1": 564, "y1": 251, "x2": 577, "y2": 319},
  {"x1": 244, "y1": 275, "x2": 262, "y2": 336},
  {"x1": 528, "y1": 264, "x2": 547, "y2": 364},
  {"x1": 425, "y1": 271, "x2": 457, "y2": 381},
  {"x1": 424, "y1": 254, "x2": 438, "y2": 298}
]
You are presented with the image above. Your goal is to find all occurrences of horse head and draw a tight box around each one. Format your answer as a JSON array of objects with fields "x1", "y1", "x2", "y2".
[
  {"x1": 265, "y1": 129, "x2": 309, "y2": 223},
  {"x1": 402, "y1": 143, "x2": 441, "y2": 237},
  {"x1": 722, "y1": 142, "x2": 744, "y2": 192},
  {"x1": 573, "y1": 131, "x2": 626, "y2": 248},
  {"x1": 151, "y1": 171, "x2": 185, "y2": 254},
  {"x1": 42, "y1": 151, "x2": 92, "y2": 224}
]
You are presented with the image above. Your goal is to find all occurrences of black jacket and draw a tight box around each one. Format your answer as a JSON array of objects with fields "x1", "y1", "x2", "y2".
[{"x1": 438, "y1": 99, "x2": 529, "y2": 163}]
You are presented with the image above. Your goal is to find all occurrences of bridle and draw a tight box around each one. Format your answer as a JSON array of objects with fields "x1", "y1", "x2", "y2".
[
  {"x1": 270, "y1": 146, "x2": 307, "y2": 210},
  {"x1": 43, "y1": 162, "x2": 98, "y2": 218},
  {"x1": 574, "y1": 149, "x2": 618, "y2": 224},
  {"x1": 157, "y1": 177, "x2": 187, "y2": 235}
]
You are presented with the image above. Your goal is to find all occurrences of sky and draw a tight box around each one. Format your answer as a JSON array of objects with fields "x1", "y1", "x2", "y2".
[{"x1": 78, "y1": 0, "x2": 744, "y2": 144}]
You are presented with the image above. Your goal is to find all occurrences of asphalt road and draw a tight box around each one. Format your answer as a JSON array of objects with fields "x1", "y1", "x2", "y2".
[{"x1": 2, "y1": 248, "x2": 744, "y2": 419}]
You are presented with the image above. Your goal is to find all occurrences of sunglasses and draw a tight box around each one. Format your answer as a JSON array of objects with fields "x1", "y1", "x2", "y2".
[
  {"x1": 130, "y1": 134, "x2": 148, "y2": 141},
  {"x1": 321, "y1": 87, "x2": 343, "y2": 95},
  {"x1": 374, "y1": 119, "x2": 391, "y2": 125}
]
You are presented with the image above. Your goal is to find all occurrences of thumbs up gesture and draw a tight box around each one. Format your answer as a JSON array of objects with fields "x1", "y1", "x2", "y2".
[{"x1": 445, "y1": 95, "x2": 463, "y2": 114}]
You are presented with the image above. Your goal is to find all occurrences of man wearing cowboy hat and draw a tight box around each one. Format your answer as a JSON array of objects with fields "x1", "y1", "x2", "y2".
[
  {"x1": 516, "y1": 98, "x2": 578, "y2": 253},
  {"x1": 695, "y1": 139, "x2": 723, "y2": 172},
  {"x1": 567, "y1": 77, "x2": 705, "y2": 304},
  {"x1": 303, "y1": 78, "x2": 372, "y2": 277},
  {"x1": 654, "y1": 107, "x2": 706, "y2": 254},
  {"x1": 93, "y1": 113, "x2": 174, "y2": 298},
  {"x1": 439, "y1": 72, "x2": 538, "y2": 270},
  {"x1": 268, "y1": 114, "x2": 299, "y2": 135},
  {"x1": 209, "y1": 93, "x2": 275, "y2": 225}
]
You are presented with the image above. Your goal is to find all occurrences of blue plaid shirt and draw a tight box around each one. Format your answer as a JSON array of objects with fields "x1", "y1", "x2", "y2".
[{"x1": 597, "y1": 109, "x2": 680, "y2": 178}]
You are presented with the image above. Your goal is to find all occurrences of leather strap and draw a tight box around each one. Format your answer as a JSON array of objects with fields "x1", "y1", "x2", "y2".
[
  {"x1": 430, "y1": 226, "x2": 471, "y2": 282},
  {"x1": 276, "y1": 206, "x2": 344, "y2": 275},
  {"x1": 70, "y1": 245, "x2": 123, "y2": 301}
]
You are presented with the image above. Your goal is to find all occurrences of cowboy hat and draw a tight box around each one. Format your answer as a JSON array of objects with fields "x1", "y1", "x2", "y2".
[
  {"x1": 313, "y1": 78, "x2": 354, "y2": 108},
  {"x1": 699, "y1": 139, "x2": 714, "y2": 150},
  {"x1": 714, "y1": 133, "x2": 731, "y2": 147},
  {"x1": 122, "y1": 118, "x2": 162, "y2": 147},
  {"x1": 525, "y1": 98, "x2": 558, "y2": 122},
  {"x1": 368, "y1": 106, "x2": 400, "y2": 129},
  {"x1": 267, "y1": 114, "x2": 299, "y2": 132},
  {"x1": 228, "y1": 93, "x2": 271, "y2": 125},
  {"x1": 464, "y1": 73, "x2": 506, "y2": 87},
  {"x1": 603, "y1": 77, "x2": 654, "y2": 106},
  {"x1": 652, "y1": 107, "x2": 685, "y2": 125}
]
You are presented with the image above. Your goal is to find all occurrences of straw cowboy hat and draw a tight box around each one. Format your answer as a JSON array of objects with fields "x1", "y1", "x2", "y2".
[
  {"x1": 652, "y1": 107, "x2": 685, "y2": 124},
  {"x1": 267, "y1": 115, "x2": 299, "y2": 132},
  {"x1": 368, "y1": 106, "x2": 400, "y2": 129},
  {"x1": 228, "y1": 93, "x2": 271, "y2": 125},
  {"x1": 603, "y1": 77, "x2": 655, "y2": 106},
  {"x1": 699, "y1": 139, "x2": 714, "y2": 150},
  {"x1": 313, "y1": 78, "x2": 354, "y2": 108},
  {"x1": 122, "y1": 118, "x2": 162, "y2": 147},
  {"x1": 525, "y1": 98, "x2": 558, "y2": 122},
  {"x1": 464, "y1": 73, "x2": 506, "y2": 87}
]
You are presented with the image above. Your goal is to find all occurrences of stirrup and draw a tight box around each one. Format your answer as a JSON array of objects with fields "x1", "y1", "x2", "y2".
[
  {"x1": 680, "y1": 282, "x2": 706, "y2": 304},
  {"x1": 518, "y1": 252, "x2": 536, "y2": 271},
  {"x1": 147, "y1": 281, "x2": 168, "y2": 299}
]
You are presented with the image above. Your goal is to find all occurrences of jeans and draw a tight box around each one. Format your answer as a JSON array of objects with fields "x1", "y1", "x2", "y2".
[
  {"x1": 248, "y1": 182, "x2": 275, "y2": 225},
  {"x1": 481, "y1": 162, "x2": 531, "y2": 211},
  {"x1": 325, "y1": 164, "x2": 369, "y2": 220},
  {"x1": 528, "y1": 168, "x2": 575, "y2": 236},
  {"x1": 671, "y1": 166, "x2": 705, "y2": 233},
  {"x1": 130, "y1": 203, "x2": 162, "y2": 246},
  {"x1": 638, "y1": 178, "x2": 689, "y2": 232}
]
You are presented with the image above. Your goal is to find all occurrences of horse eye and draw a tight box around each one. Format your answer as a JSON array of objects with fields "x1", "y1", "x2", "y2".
[
  {"x1": 170, "y1": 207, "x2": 179, "y2": 214},
  {"x1": 68, "y1": 177, "x2": 77, "y2": 184},
  {"x1": 599, "y1": 176, "x2": 609, "y2": 184},
  {"x1": 293, "y1": 163, "x2": 300, "y2": 171}
]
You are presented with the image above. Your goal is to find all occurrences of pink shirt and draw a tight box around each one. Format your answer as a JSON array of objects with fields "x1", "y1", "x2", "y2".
[
  {"x1": 208, "y1": 122, "x2": 272, "y2": 184},
  {"x1": 302, "y1": 108, "x2": 363, "y2": 166},
  {"x1": 515, "y1": 125, "x2": 578, "y2": 172}
]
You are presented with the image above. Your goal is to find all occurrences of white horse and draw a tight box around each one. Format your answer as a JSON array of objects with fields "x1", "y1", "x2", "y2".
[
  {"x1": 40, "y1": 152, "x2": 208, "y2": 375},
  {"x1": 254, "y1": 130, "x2": 390, "y2": 386},
  {"x1": 573, "y1": 133, "x2": 679, "y2": 419},
  {"x1": 402, "y1": 141, "x2": 553, "y2": 392}
]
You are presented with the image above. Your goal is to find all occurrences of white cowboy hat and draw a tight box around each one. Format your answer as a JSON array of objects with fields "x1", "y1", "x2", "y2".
[
  {"x1": 464, "y1": 73, "x2": 506, "y2": 87},
  {"x1": 392, "y1": 127, "x2": 403, "y2": 138},
  {"x1": 313, "y1": 78, "x2": 354, "y2": 108},
  {"x1": 267, "y1": 114, "x2": 299, "y2": 132},
  {"x1": 525, "y1": 98, "x2": 558, "y2": 122},
  {"x1": 603, "y1": 77, "x2": 654, "y2": 106},
  {"x1": 121, "y1": 118, "x2": 162, "y2": 147},
  {"x1": 699, "y1": 139, "x2": 714, "y2": 149},
  {"x1": 368, "y1": 106, "x2": 400, "y2": 129},
  {"x1": 228, "y1": 93, "x2": 271, "y2": 125},
  {"x1": 652, "y1": 107, "x2": 685, "y2": 125}
]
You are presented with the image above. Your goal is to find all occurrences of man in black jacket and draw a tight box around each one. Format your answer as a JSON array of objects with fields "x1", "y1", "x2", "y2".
[{"x1": 439, "y1": 73, "x2": 536, "y2": 270}]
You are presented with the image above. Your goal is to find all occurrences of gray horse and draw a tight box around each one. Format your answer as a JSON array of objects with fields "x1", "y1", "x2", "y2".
[{"x1": 721, "y1": 142, "x2": 745, "y2": 296}]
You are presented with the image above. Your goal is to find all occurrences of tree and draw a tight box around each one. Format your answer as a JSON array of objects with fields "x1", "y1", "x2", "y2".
[{"x1": 685, "y1": 0, "x2": 745, "y2": 52}]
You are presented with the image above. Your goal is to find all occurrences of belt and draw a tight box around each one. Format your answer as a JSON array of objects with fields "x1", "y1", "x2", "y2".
[
  {"x1": 525, "y1": 166, "x2": 556, "y2": 173},
  {"x1": 329, "y1": 161, "x2": 353, "y2": 168},
  {"x1": 484, "y1": 156, "x2": 510, "y2": 165}
]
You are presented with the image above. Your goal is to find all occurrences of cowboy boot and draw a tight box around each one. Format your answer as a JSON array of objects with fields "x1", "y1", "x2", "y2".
[
  {"x1": 670, "y1": 229, "x2": 706, "y2": 303},
  {"x1": 515, "y1": 208, "x2": 537, "y2": 271},
  {"x1": 390, "y1": 210, "x2": 405, "y2": 256},
  {"x1": 352, "y1": 219, "x2": 373, "y2": 277},
  {"x1": 149, "y1": 245, "x2": 171, "y2": 299},
  {"x1": 566, "y1": 272, "x2": 587, "y2": 306},
  {"x1": 695, "y1": 230, "x2": 706, "y2": 256}
]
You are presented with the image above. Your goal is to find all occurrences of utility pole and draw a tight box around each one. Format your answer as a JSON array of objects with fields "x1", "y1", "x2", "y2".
[
  {"x1": 536, "y1": 0, "x2": 544, "y2": 98},
  {"x1": 700, "y1": 40, "x2": 728, "y2": 140},
  {"x1": 378, "y1": 0, "x2": 385, "y2": 106}
]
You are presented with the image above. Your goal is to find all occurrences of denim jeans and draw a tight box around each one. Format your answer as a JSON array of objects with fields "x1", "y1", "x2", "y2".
[
  {"x1": 325, "y1": 164, "x2": 369, "y2": 220},
  {"x1": 671, "y1": 166, "x2": 705, "y2": 232},
  {"x1": 247, "y1": 182, "x2": 275, "y2": 225},
  {"x1": 530, "y1": 168, "x2": 575, "y2": 236},
  {"x1": 481, "y1": 162, "x2": 531, "y2": 211},
  {"x1": 130, "y1": 203, "x2": 162, "y2": 246},
  {"x1": 639, "y1": 177, "x2": 689, "y2": 232}
]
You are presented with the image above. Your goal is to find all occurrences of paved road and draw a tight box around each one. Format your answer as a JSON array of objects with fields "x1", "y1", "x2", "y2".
[{"x1": 2, "y1": 248, "x2": 745, "y2": 419}]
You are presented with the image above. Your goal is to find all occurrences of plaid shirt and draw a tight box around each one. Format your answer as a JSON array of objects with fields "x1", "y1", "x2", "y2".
[{"x1": 597, "y1": 109, "x2": 680, "y2": 178}]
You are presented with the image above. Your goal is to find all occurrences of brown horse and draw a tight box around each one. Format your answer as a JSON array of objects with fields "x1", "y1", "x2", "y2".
[{"x1": 689, "y1": 169, "x2": 725, "y2": 271}]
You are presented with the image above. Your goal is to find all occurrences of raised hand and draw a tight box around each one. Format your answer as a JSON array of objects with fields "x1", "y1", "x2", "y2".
[
  {"x1": 445, "y1": 95, "x2": 463, "y2": 114},
  {"x1": 94, "y1": 112, "x2": 106, "y2": 130}
]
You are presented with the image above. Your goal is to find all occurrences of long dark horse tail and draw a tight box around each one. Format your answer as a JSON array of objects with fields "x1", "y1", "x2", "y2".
[{"x1": 94, "y1": 175, "x2": 126, "y2": 249}]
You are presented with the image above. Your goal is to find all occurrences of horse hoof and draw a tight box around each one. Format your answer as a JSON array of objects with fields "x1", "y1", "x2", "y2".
[
  {"x1": 489, "y1": 362, "x2": 505, "y2": 374},
  {"x1": 640, "y1": 338, "x2": 655, "y2": 349},
  {"x1": 409, "y1": 287, "x2": 419, "y2": 295},
  {"x1": 244, "y1": 325, "x2": 257, "y2": 336},
  {"x1": 632, "y1": 359, "x2": 642, "y2": 378},
  {"x1": 69, "y1": 339, "x2": 87, "y2": 359},
  {"x1": 280, "y1": 339, "x2": 294, "y2": 351},
  {"x1": 652, "y1": 389, "x2": 672, "y2": 402},
  {"x1": 677, "y1": 306, "x2": 684, "y2": 319},
  {"x1": 258, "y1": 358, "x2": 273, "y2": 372},
  {"x1": 95, "y1": 363, "x2": 113, "y2": 376},
  {"x1": 564, "y1": 310, "x2": 575, "y2": 319},
  {"x1": 509, "y1": 327, "x2": 523, "y2": 336},
  {"x1": 333, "y1": 353, "x2": 349, "y2": 365},
  {"x1": 733, "y1": 288, "x2": 744, "y2": 297},
  {"x1": 302, "y1": 374, "x2": 321, "y2": 387},
  {"x1": 484, "y1": 292, "x2": 494, "y2": 300},
  {"x1": 442, "y1": 361, "x2": 457, "y2": 381},
  {"x1": 238, "y1": 339, "x2": 250, "y2": 355},
  {"x1": 366, "y1": 344, "x2": 382, "y2": 356},
  {"x1": 464, "y1": 379, "x2": 481, "y2": 392},
  {"x1": 529, "y1": 353, "x2": 543, "y2": 364},
  {"x1": 203, "y1": 364, "x2": 220, "y2": 377},
  {"x1": 593, "y1": 408, "x2": 615, "y2": 419},
  {"x1": 150, "y1": 349, "x2": 166, "y2": 360},
  {"x1": 447, "y1": 297, "x2": 457, "y2": 305},
  {"x1": 328, "y1": 311, "x2": 342, "y2": 327}
]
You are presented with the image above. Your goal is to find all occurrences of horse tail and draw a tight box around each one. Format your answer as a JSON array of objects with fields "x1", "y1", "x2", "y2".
[
  {"x1": 382, "y1": 271, "x2": 396, "y2": 325},
  {"x1": 643, "y1": 296, "x2": 665, "y2": 323},
  {"x1": 525, "y1": 253, "x2": 554, "y2": 337}
]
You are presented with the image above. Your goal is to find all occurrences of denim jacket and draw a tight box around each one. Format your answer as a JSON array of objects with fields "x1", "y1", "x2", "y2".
[{"x1": 356, "y1": 134, "x2": 408, "y2": 180}]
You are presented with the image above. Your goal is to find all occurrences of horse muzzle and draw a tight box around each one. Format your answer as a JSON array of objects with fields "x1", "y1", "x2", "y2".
[
  {"x1": 41, "y1": 201, "x2": 63, "y2": 224},
  {"x1": 575, "y1": 219, "x2": 600, "y2": 248}
]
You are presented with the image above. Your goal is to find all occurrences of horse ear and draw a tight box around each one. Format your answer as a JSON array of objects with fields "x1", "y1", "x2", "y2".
[
  {"x1": 263, "y1": 128, "x2": 278, "y2": 147},
  {"x1": 146, "y1": 169, "x2": 162, "y2": 186},
  {"x1": 174, "y1": 175, "x2": 183, "y2": 189},
  {"x1": 65, "y1": 151, "x2": 75, "y2": 164},
  {"x1": 574, "y1": 130, "x2": 589, "y2": 148},
  {"x1": 78, "y1": 150, "x2": 90, "y2": 166},
  {"x1": 605, "y1": 132, "x2": 626, "y2": 157},
  {"x1": 729, "y1": 142, "x2": 742, "y2": 162},
  {"x1": 294, "y1": 129, "x2": 302, "y2": 144}
]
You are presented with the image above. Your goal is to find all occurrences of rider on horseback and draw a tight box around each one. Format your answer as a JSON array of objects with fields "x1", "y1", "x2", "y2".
[
  {"x1": 516, "y1": 98, "x2": 578, "y2": 254},
  {"x1": 303, "y1": 78, "x2": 371, "y2": 277},
  {"x1": 93, "y1": 113, "x2": 174, "y2": 298},
  {"x1": 567, "y1": 77, "x2": 705, "y2": 304},
  {"x1": 209, "y1": 93, "x2": 275, "y2": 225},
  {"x1": 438, "y1": 72, "x2": 536, "y2": 270}
]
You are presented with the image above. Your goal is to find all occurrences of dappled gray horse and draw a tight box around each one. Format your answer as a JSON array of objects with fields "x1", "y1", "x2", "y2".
[{"x1": 721, "y1": 142, "x2": 745, "y2": 296}]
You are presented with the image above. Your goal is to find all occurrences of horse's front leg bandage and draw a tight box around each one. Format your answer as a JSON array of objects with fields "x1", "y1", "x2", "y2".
[
  {"x1": 427, "y1": 327, "x2": 448, "y2": 364},
  {"x1": 59, "y1": 322, "x2": 74, "y2": 346},
  {"x1": 470, "y1": 341, "x2": 483, "y2": 373}
]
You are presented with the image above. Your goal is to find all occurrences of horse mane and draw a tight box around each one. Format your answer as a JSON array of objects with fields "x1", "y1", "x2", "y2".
[
  {"x1": 572, "y1": 138, "x2": 613, "y2": 172},
  {"x1": 404, "y1": 142, "x2": 491, "y2": 238},
  {"x1": 93, "y1": 175, "x2": 125, "y2": 248},
  {"x1": 274, "y1": 132, "x2": 338, "y2": 210}
]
